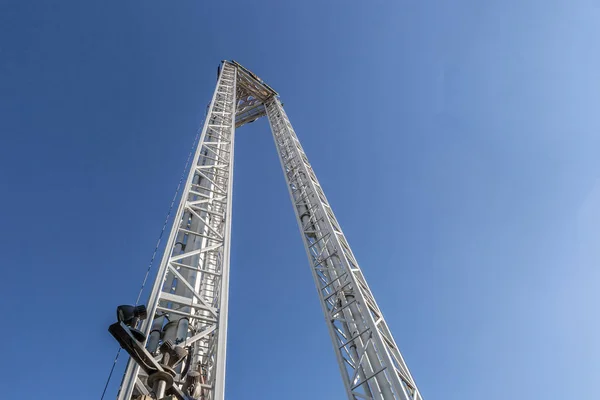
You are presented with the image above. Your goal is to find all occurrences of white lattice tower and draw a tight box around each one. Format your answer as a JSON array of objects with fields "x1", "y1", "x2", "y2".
[{"x1": 117, "y1": 61, "x2": 423, "y2": 400}]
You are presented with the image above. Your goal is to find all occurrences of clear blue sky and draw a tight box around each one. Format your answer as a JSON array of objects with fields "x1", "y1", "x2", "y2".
[{"x1": 1, "y1": 1, "x2": 599, "y2": 399}]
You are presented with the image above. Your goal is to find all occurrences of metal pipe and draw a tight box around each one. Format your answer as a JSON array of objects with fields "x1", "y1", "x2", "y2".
[{"x1": 154, "y1": 379, "x2": 167, "y2": 399}]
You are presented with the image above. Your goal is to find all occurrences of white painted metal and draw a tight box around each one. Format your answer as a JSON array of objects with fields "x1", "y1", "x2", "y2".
[
  {"x1": 116, "y1": 61, "x2": 423, "y2": 400},
  {"x1": 265, "y1": 98, "x2": 423, "y2": 400},
  {"x1": 118, "y1": 62, "x2": 238, "y2": 400}
]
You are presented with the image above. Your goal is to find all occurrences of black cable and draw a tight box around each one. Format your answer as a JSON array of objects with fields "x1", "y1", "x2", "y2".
[
  {"x1": 100, "y1": 348, "x2": 121, "y2": 400},
  {"x1": 134, "y1": 127, "x2": 201, "y2": 306},
  {"x1": 100, "y1": 111, "x2": 206, "y2": 399},
  {"x1": 180, "y1": 345, "x2": 194, "y2": 379}
]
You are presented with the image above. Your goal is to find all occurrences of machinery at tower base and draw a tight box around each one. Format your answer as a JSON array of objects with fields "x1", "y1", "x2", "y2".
[{"x1": 108, "y1": 61, "x2": 423, "y2": 400}]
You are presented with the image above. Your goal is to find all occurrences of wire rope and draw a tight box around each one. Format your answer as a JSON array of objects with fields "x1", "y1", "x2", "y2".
[{"x1": 100, "y1": 111, "x2": 206, "y2": 399}]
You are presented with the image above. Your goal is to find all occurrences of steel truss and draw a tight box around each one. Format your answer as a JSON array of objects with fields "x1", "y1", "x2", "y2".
[
  {"x1": 266, "y1": 98, "x2": 422, "y2": 400},
  {"x1": 117, "y1": 61, "x2": 422, "y2": 400}
]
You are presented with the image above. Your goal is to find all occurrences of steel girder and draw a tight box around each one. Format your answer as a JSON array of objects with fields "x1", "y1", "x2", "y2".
[{"x1": 265, "y1": 98, "x2": 422, "y2": 400}]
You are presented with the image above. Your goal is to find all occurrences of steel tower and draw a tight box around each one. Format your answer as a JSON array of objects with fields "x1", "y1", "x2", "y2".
[{"x1": 114, "y1": 61, "x2": 422, "y2": 400}]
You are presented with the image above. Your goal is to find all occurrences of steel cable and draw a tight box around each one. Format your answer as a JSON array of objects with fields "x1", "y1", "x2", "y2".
[{"x1": 100, "y1": 110, "x2": 206, "y2": 400}]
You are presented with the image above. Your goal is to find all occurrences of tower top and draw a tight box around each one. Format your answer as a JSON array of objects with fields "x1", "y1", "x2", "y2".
[
  {"x1": 228, "y1": 60, "x2": 278, "y2": 98},
  {"x1": 224, "y1": 60, "x2": 278, "y2": 127}
]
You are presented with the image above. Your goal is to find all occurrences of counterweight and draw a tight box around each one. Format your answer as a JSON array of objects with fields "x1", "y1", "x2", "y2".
[{"x1": 114, "y1": 61, "x2": 422, "y2": 400}]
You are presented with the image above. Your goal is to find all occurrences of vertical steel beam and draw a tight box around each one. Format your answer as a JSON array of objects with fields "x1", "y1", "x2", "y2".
[
  {"x1": 265, "y1": 98, "x2": 423, "y2": 400},
  {"x1": 117, "y1": 62, "x2": 237, "y2": 400}
]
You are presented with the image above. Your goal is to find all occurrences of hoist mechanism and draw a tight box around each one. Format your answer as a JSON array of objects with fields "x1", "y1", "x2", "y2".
[{"x1": 108, "y1": 61, "x2": 423, "y2": 400}]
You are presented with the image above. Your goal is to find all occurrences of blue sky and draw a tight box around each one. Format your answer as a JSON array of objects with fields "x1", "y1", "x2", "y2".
[{"x1": 1, "y1": 0, "x2": 599, "y2": 399}]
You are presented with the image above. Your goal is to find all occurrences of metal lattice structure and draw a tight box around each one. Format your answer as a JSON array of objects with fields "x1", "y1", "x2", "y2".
[{"x1": 117, "y1": 61, "x2": 422, "y2": 400}]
